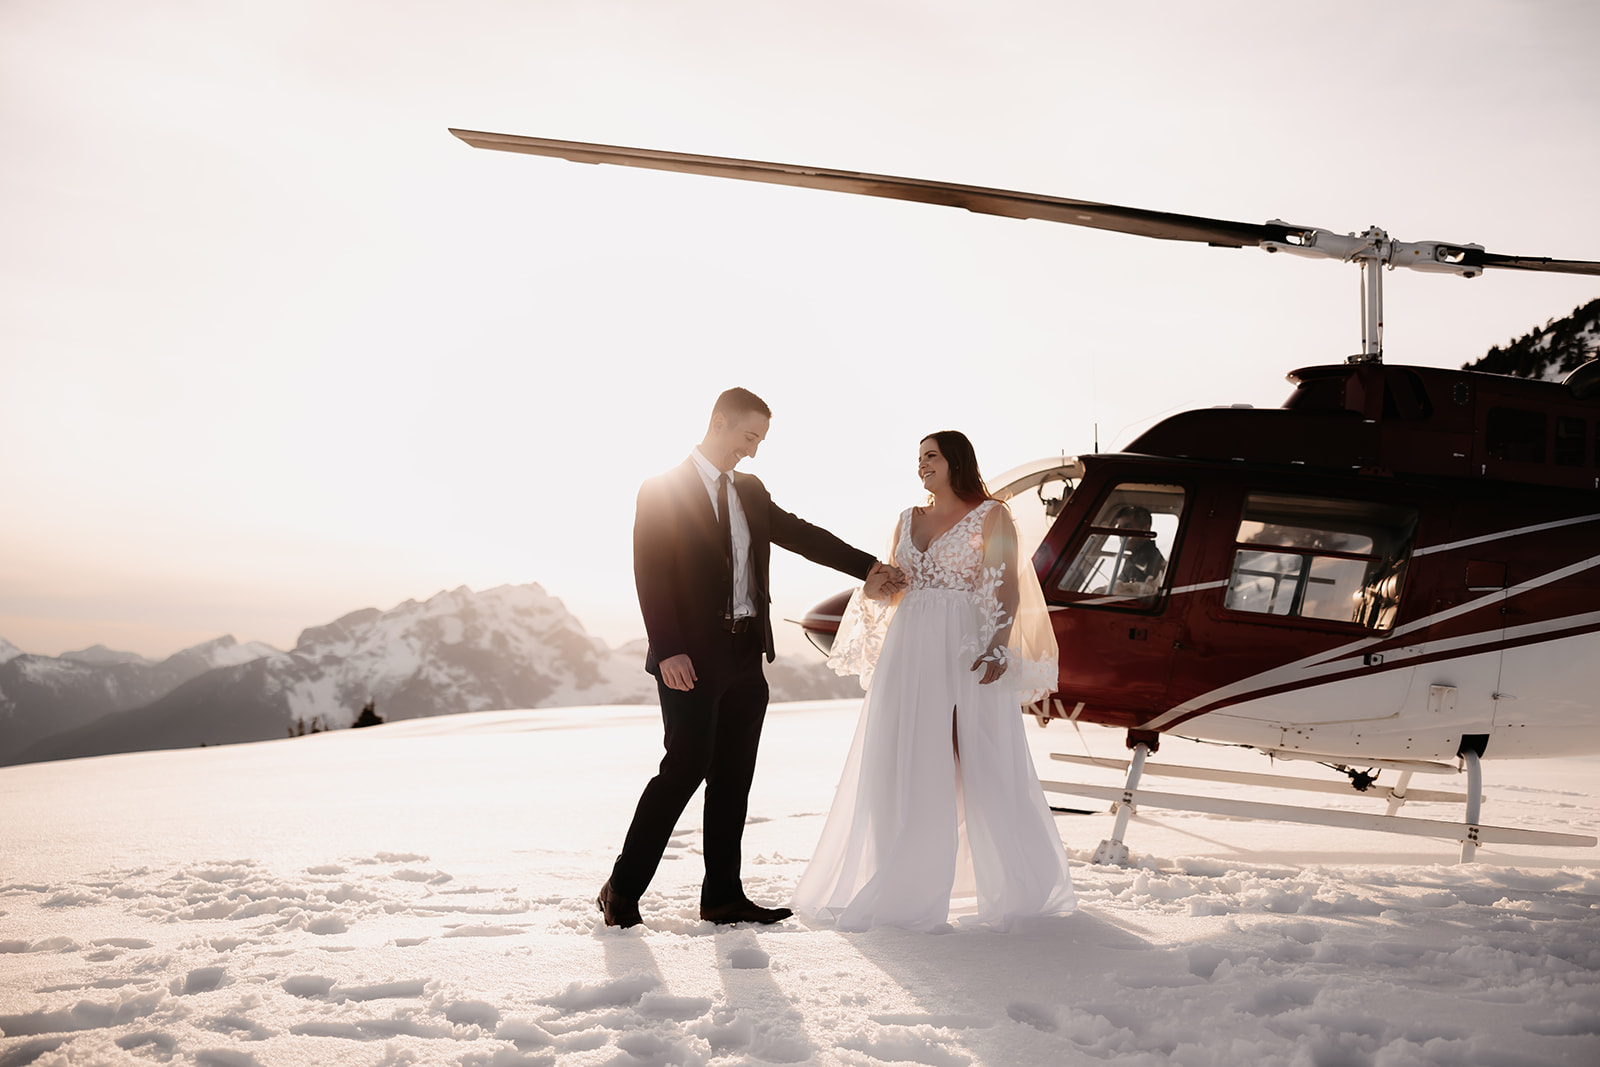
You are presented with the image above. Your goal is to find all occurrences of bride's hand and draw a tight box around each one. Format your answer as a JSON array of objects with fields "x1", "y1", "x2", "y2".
[{"x1": 970, "y1": 653, "x2": 1008, "y2": 685}]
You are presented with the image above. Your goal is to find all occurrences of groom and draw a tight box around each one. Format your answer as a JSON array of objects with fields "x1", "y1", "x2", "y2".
[{"x1": 599, "y1": 387, "x2": 900, "y2": 927}]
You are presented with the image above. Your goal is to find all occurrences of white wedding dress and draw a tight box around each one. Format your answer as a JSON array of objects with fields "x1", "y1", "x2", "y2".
[{"x1": 791, "y1": 499, "x2": 1075, "y2": 931}]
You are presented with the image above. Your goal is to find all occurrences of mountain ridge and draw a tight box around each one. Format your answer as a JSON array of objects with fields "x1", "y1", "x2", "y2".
[
  {"x1": 0, "y1": 635, "x2": 282, "y2": 759},
  {"x1": 1462, "y1": 297, "x2": 1600, "y2": 380},
  {"x1": 3, "y1": 583, "x2": 855, "y2": 767}
]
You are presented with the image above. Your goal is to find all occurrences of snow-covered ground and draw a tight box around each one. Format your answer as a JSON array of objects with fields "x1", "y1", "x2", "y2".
[{"x1": 3, "y1": 700, "x2": 1598, "y2": 1066}]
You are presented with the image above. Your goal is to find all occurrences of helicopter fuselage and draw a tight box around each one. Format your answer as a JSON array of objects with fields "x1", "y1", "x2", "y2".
[
  {"x1": 1036, "y1": 361, "x2": 1600, "y2": 761},
  {"x1": 803, "y1": 360, "x2": 1600, "y2": 762}
]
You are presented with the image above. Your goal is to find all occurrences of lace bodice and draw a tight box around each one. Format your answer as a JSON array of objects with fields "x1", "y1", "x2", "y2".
[
  {"x1": 828, "y1": 498, "x2": 1059, "y2": 702},
  {"x1": 898, "y1": 501, "x2": 998, "y2": 594}
]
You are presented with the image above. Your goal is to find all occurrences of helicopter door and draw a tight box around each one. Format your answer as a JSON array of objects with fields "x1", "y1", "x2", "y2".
[
  {"x1": 1045, "y1": 483, "x2": 1188, "y2": 715},
  {"x1": 1219, "y1": 493, "x2": 1414, "y2": 630},
  {"x1": 1174, "y1": 491, "x2": 1421, "y2": 749}
]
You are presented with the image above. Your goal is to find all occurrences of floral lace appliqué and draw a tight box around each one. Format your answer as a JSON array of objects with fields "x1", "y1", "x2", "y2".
[
  {"x1": 829, "y1": 500, "x2": 1057, "y2": 702},
  {"x1": 900, "y1": 501, "x2": 994, "y2": 594}
]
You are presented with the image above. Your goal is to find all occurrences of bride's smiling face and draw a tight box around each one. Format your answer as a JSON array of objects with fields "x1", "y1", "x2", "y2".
[{"x1": 918, "y1": 438, "x2": 949, "y2": 493}]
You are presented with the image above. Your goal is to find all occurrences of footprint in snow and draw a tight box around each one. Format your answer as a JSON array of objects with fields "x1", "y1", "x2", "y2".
[
  {"x1": 1007, "y1": 1002, "x2": 1058, "y2": 1032},
  {"x1": 727, "y1": 946, "x2": 771, "y2": 969}
]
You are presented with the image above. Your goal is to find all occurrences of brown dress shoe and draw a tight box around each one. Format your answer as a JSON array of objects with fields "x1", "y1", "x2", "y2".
[
  {"x1": 597, "y1": 880, "x2": 642, "y2": 928},
  {"x1": 700, "y1": 898, "x2": 793, "y2": 925}
]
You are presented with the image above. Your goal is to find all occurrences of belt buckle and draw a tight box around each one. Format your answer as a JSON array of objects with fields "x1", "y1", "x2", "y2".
[{"x1": 725, "y1": 616, "x2": 752, "y2": 634}]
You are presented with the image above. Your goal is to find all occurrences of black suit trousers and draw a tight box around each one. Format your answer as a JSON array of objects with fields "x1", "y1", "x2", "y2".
[{"x1": 609, "y1": 628, "x2": 769, "y2": 907}]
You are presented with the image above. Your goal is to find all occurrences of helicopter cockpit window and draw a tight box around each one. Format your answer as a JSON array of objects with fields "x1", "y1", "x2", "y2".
[
  {"x1": 1052, "y1": 484, "x2": 1185, "y2": 609},
  {"x1": 1224, "y1": 493, "x2": 1416, "y2": 630}
]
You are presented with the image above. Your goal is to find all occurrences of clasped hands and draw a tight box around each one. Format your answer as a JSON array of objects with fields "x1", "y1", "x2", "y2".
[{"x1": 862, "y1": 561, "x2": 908, "y2": 601}]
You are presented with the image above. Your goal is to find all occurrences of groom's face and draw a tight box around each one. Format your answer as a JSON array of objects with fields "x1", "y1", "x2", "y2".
[{"x1": 707, "y1": 411, "x2": 770, "y2": 472}]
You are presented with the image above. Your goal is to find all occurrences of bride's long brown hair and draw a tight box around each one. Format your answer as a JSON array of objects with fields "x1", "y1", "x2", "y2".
[{"x1": 923, "y1": 430, "x2": 993, "y2": 506}]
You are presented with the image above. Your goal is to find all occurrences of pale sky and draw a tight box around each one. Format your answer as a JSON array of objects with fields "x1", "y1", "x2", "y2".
[{"x1": 3, "y1": 0, "x2": 1597, "y2": 660}]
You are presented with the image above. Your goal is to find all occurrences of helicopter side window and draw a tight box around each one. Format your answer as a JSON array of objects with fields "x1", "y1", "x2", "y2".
[
  {"x1": 1052, "y1": 484, "x2": 1185, "y2": 609},
  {"x1": 1554, "y1": 416, "x2": 1585, "y2": 467},
  {"x1": 1223, "y1": 493, "x2": 1417, "y2": 630},
  {"x1": 1486, "y1": 407, "x2": 1547, "y2": 463}
]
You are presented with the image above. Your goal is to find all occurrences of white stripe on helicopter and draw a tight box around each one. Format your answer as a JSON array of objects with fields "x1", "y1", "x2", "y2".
[
  {"x1": 1411, "y1": 513, "x2": 1600, "y2": 556},
  {"x1": 1136, "y1": 548, "x2": 1600, "y2": 731}
]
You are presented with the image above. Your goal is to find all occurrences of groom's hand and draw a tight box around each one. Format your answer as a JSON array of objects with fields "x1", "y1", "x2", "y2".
[
  {"x1": 659, "y1": 654, "x2": 698, "y2": 691},
  {"x1": 863, "y1": 566, "x2": 889, "y2": 600}
]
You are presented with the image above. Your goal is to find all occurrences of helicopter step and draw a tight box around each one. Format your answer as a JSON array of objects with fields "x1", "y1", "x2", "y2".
[
  {"x1": 1043, "y1": 744, "x2": 1596, "y2": 866},
  {"x1": 1048, "y1": 752, "x2": 1472, "y2": 806}
]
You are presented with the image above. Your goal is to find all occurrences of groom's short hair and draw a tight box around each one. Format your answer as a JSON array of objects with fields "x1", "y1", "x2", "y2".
[{"x1": 712, "y1": 387, "x2": 772, "y2": 422}]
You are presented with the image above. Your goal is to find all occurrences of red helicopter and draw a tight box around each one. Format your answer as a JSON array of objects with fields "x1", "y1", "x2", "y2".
[{"x1": 450, "y1": 129, "x2": 1600, "y2": 862}]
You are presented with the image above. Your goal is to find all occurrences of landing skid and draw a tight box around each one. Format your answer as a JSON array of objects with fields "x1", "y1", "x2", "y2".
[
  {"x1": 1043, "y1": 744, "x2": 1597, "y2": 866},
  {"x1": 1049, "y1": 752, "x2": 1472, "y2": 805}
]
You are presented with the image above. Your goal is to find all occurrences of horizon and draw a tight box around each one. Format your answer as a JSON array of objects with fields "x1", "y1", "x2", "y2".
[
  {"x1": 0, "y1": 580, "x2": 636, "y2": 661},
  {"x1": 0, "y1": 578, "x2": 830, "y2": 662}
]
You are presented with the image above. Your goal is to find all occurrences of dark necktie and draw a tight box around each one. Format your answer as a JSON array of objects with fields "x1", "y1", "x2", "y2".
[{"x1": 717, "y1": 474, "x2": 734, "y2": 617}]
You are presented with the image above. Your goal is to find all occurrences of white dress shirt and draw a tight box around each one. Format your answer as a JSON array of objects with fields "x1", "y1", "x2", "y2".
[{"x1": 690, "y1": 448, "x2": 755, "y2": 619}]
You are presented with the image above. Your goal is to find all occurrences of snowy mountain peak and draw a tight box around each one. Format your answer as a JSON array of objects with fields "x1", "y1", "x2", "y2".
[
  {"x1": 1, "y1": 633, "x2": 277, "y2": 759},
  {"x1": 172, "y1": 635, "x2": 281, "y2": 669},
  {"x1": 274, "y1": 583, "x2": 637, "y2": 726},
  {"x1": 60, "y1": 644, "x2": 156, "y2": 666},
  {"x1": 294, "y1": 608, "x2": 383, "y2": 652}
]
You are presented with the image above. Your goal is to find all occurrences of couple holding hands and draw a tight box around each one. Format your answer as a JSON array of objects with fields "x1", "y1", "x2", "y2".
[{"x1": 597, "y1": 387, "x2": 1074, "y2": 932}]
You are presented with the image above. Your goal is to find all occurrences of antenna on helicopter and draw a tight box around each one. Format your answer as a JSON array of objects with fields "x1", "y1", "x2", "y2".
[{"x1": 448, "y1": 129, "x2": 1600, "y2": 364}]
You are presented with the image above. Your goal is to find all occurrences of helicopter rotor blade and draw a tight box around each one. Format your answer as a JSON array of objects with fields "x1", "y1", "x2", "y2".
[
  {"x1": 1471, "y1": 252, "x2": 1600, "y2": 276},
  {"x1": 448, "y1": 129, "x2": 1600, "y2": 278},
  {"x1": 448, "y1": 128, "x2": 1286, "y2": 249}
]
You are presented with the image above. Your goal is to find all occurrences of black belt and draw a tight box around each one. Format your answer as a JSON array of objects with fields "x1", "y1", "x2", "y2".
[{"x1": 719, "y1": 616, "x2": 755, "y2": 633}]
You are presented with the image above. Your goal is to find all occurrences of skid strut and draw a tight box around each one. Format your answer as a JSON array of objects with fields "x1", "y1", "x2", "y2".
[
  {"x1": 1089, "y1": 740, "x2": 1151, "y2": 866},
  {"x1": 1460, "y1": 749, "x2": 1483, "y2": 862}
]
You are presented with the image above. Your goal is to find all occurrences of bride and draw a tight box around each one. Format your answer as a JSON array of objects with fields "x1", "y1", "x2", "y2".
[{"x1": 791, "y1": 431, "x2": 1075, "y2": 931}]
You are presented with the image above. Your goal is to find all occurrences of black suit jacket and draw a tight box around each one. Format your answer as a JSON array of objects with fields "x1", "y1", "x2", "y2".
[{"x1": 634, "y1": 459, "x2": 876, "y2": 673}]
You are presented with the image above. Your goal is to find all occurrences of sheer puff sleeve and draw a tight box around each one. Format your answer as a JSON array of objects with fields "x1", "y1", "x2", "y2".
[
  {"x1": 973, "y1": 501, "x2": 1059, "y2": 705},
  {"x1": 826, "y1": 510, "x2": 907, "y2": 690}
]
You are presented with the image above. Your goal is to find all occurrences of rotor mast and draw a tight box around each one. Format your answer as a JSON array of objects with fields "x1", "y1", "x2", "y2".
[
  {"x1": 1358, "y1": 229, "x2": 1385, "y2": 363},
  {"x1": 1260, "y1": 223, "x2": 1489, "y2": 363}
]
